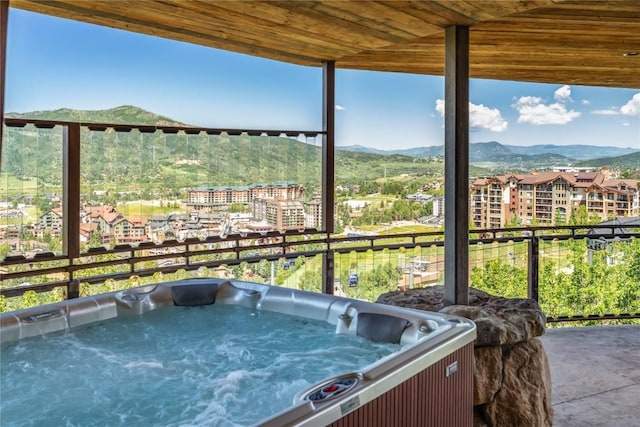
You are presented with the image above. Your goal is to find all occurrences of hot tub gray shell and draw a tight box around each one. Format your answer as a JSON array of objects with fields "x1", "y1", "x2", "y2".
[{"x1": 0, "y1": 278, "x2": 476, "y2": 427}]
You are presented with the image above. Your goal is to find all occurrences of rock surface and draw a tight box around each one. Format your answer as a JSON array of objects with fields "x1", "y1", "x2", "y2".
[
  {"x1": 482, "y1": 338, "x2": 554, "y2": 427},
  {"x1": 473, "y1": 346, "x2": 502, "y2": 405},
  {"x1": 376, "y1": 286, "x2": 553, "y2": 427}
]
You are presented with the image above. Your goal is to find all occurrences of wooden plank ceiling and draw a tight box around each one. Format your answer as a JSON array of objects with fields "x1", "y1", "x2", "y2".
[{"x1": 9, "y1": 0, "x2": 640, "y2": 88}]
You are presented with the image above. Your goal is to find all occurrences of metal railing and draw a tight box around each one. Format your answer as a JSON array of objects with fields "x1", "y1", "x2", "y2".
[
  {"x1": 1, "y1": 226, "x2": 639, "y2": 323},
  {"x1": 2, "y1": 117, "x2": 639, "y2": 322}
]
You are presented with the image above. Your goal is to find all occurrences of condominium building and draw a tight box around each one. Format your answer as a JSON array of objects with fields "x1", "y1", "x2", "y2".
[
  {"x1": 305, "y1": 196, "x2": 322, "y2": 229},
  {"x1": 187, "y1": 181, "x2": 305, "y2": 210},
  {"x1": 267, "y1": 200, "x2": 306, "y2": 232},
  {"x1": 470, "y1": 171, "x2": 640, "y2": 228},
  {"x1": 432, "y1": 196, "x2": 445, "y2": 218},
  {"x1": 470, "y1": 175, "x2": 522, "y2": 229}
]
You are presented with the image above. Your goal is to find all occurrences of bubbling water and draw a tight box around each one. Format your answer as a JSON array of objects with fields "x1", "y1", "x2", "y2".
[{"x1": 1, "y1": 304, "x2": 401, "y2": 426}]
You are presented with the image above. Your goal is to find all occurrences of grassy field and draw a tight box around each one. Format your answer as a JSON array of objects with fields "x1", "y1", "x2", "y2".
[
  {"x1": 0, "y1": 173, "x2": 59, "y2": 197},
  {"x1": 118, "y1": 200, "x2": 184, "y2": 217},
  {"x1": 387, "y1": 224, "x2": 441, "y2": 234}
]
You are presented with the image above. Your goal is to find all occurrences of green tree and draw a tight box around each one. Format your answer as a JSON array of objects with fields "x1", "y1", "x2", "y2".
[
  {"x1": 0, "y1": 243, "x2": 11, "y2": 259},
  {"x1": 343, "y1": 261, "x2": 401, "y2": 302},
  {"x1": 298, "y1": 269, "x2": 322, "y2": 292},
  {"x1": 21, "y1": 290, "x2": 39, "y2": 309},
  {"x1": 229, "y1": 202, "x2": 247, "y2": 213},
  {"x1": 470, "y1": 258, "x2": 527, "y2": 298}
]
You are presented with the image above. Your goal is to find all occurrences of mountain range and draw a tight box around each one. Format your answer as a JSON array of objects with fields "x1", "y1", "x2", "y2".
[
  {"x1": 6, "y1": 105, "x2": 640, "y2": 173},
  {"x1": 338, "y1": 141, "x2": 638, "y2": 162}
]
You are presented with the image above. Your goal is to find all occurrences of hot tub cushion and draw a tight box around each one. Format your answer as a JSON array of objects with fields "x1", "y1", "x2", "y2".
[
  {"x1": 171, "y1": 283, "x2": 218, "y2": 306},
  {"x1": 356, "y1": 312, "x2": 410, "y2": 344}
]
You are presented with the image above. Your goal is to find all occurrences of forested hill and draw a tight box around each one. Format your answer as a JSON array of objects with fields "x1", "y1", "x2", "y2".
[
  {"x1": 6, "y1": 105, "x2": 188, "y2": 127},
  {"x1": 3, "y1": 106, "x2": 461, "y2": 191},
  {"x1": 576, "y1": 151, "x2": 640, "y2": 170}
]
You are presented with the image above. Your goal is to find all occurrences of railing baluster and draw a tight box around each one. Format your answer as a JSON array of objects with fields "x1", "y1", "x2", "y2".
[
  {"x1": 527, "y1": 237, "x2": 540, "y2": 303},
  {"x1": 323, "y1": 250, "x2": 335, "y2": 295}
]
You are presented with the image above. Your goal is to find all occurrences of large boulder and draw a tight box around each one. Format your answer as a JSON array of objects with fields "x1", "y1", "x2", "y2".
[
  {"x1": 474, "y1": 346, "x2": 502, "y2": 405},
  {"x1": 377, "y1": 286, "x2": 546, "y2": 346},
  {"x1": 482, "y1": 339, "x2": 554, "y2": 427},
  {"x1": 376, "y1": 286, "x2": 553, "y2": 427}
]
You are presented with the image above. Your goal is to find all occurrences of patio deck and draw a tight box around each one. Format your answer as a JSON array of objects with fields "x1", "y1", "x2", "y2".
[{"x1": 540, "y1": 325, "x2": 640, "y2": 427}]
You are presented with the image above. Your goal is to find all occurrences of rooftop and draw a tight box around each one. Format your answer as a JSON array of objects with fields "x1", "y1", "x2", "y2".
[{"x1": 540, "y1": 325, "x2": 640, "y2": 427}]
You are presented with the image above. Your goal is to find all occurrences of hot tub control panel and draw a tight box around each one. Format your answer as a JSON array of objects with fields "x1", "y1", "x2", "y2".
[{"x1": 306, "y1": 376, "x2": 358, "y2": 402}]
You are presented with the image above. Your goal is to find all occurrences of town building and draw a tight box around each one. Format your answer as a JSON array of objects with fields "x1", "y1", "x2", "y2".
[
  {"x1": 432, "y1": 196, "x2": 446, "y2": 218},
  {"x1": 470, "y1": 175, "x2": 522, "y2": 229},
  {"x1": 38, "y1": 207, "x2": 64, "y2": 230},
  {"x1": 112, "y1": 217, "x2": 148, "y2": 244},
  {"x1": 264, "y1": 200, "x2": 306, "y2": 232},
  {"x1": 187, "y1": 181, "x2": 305, "y2": 210},
  {"x1": 305, "y1": 196, "x2": 322, "y2": 229},
  {"x1": 470, "y1": 171, "x2": 640, "y2": 229}
]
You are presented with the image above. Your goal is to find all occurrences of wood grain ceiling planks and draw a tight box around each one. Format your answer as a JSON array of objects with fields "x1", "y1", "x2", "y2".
[{"x1": 8, "y1": 0, "x2": 640, "y2": 88}]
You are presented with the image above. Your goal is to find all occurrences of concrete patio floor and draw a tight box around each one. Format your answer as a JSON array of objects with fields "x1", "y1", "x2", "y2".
[{"x1": 540, "y1": 324, "x2": 640, "y2": 427}]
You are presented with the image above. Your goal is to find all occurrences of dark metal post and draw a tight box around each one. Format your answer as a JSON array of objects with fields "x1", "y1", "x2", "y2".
[
  {"x1": 321, "y1": 61, "x2": 335, "y2": 295},
  {"x1": 63, "y1": 123, "x2": 81, "y2": 258},
  {"x1": 323, "y1": 249, "x2": 335, "y2": 295},
  {"x1": 444, "y1": 26, "x2": 470, "y2": 305},
  {"x1": 0, "y1": 0, "x2": 9, "y2": 156},
  {"x1": 322, "y1": 60, "x2": 335, "y2": 233},
  {"x1": 67, "y1": 279, "x2": 80, "y2": 300},
  {"x1": 528, "y1": 237, "x2": 539, "y2": 302}
]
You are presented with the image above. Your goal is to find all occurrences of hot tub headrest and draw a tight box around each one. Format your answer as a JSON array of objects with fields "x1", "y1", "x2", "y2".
[
  {"x1": 356, "y1": 312, "x2": 410, "y2": 344},
  {"x1": 171, "y1": 283, "x2": 219, "y2": 306}
]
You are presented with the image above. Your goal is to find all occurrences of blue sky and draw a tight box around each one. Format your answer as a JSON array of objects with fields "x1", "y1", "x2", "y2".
[{"x1": 4, "y1": 9, "x2": 640, "y2": 151}]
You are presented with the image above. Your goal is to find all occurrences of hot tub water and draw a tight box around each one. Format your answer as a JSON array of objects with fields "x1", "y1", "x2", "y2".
[{"x1": 1, "y1": 304, "x2": 400, "y2": 426}]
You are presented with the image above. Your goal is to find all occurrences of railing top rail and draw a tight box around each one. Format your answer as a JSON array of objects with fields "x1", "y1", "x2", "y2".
[
  {"x1": 2, "y1": 227, "x2": 639, "y2": 323},
  {"x1": 473, "y1": 224, "x2": 640, "y2": 235},
  {"x1": 3, "y1": 227, "x2": 640, "y2": 267},
  {"x1": 3, "y1": 117, "x2": 325, "y2": 137}
]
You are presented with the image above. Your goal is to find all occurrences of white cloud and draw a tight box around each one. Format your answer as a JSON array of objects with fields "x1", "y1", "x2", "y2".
[
  {"x1": 554, "y1": 85, "x2": 573, "y2": 103},
  {"x1": 435, "y1": 99, "x2": 445, "y2": 116},
  {"x1": 469, "y1": 103, "x2": 508, "y2": 131},
  {"x1": 581, "y1": 99, "x2": 591, "y2": 106},
  {"x1": 622, "y1": 122, "x2": 631, "y2": 126},
  {"x1": 336, "y1": 104, "x2": 345, "y2": 111},
  {"x1": 620, "y1": 92, "x2": 640, "y2": 116},
  {"x1": 589, "y1": 93, "x2": 640, "y2": 117},
  {"x1": 591, "y1": 108, "x2": 620, "y2": 115},
  {"x1": 512, "y1": 87, "x2": 581, "y2": 125},
  {"x1": 435, "y1": 99, "x2": 508, "y2": 132}
]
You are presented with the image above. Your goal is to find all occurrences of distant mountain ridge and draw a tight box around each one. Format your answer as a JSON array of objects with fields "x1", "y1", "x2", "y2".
[
  {"x1": 338, "y1": 141, "x2": 639, "y2": 161},
  {"x1": 505, "y1": 144, "x2": 638, "y2": 160},
  {"x1": 7, "y1": 105, "x2": 639, "y2": 172}
]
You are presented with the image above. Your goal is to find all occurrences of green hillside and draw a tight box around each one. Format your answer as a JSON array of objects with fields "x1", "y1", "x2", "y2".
[
  {"x1": 2, "y1": 106, "x2": 466, "y2": 195},
  {"x1": 6, "y1": 105, "x2": 187, "y2": 127},
  {"x1": 575, "y1": 151, "x2": 640, "y2": 171}
]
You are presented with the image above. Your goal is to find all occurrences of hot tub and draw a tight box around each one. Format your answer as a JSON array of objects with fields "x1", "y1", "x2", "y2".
[{"x1": 1, "y1": 278, "x2": 476, "y2": 426}]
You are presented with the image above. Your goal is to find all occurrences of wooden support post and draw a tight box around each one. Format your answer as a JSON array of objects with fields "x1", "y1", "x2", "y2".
[
  {"x1": 444, "y1": 26, "x2": 470, "y2": 305},
  {"x1": 0, "y1": 0, "x2": 9, "y2": 156},
  {"x1": 63, "y1": 123, "x2": 81, "y2": 258},
  {"x1": 321, "y1": 61, "x2": 336, "y2": 295},
  {"x1": 322, "y1": 60, "x2": 335, "y2": 234}
]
